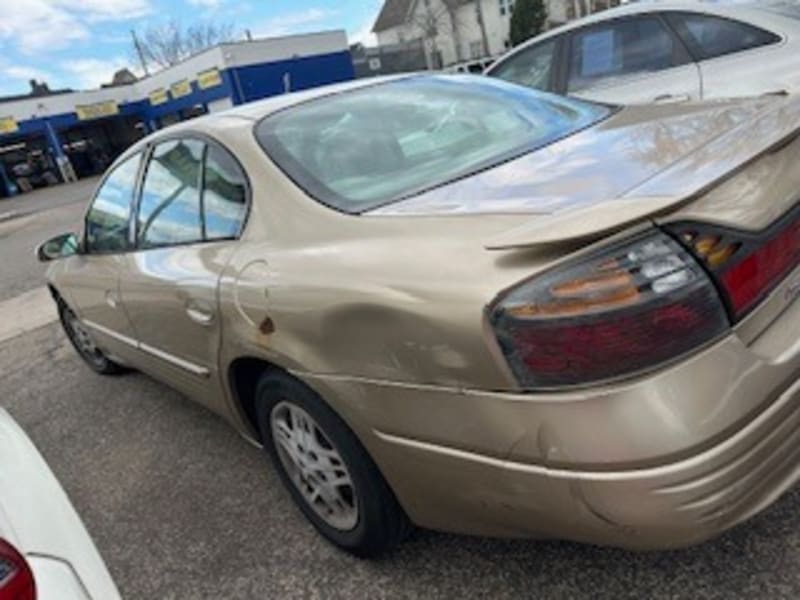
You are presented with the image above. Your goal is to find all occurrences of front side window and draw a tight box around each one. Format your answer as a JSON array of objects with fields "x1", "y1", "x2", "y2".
[
  {"x1": 490, "y1": 40, "x2": 556, "y2": 91},
  {"x1": 85, "y1": 153, "x2": 141, "y2": 253},
  {"x1": 568, "y1": 17, "x2": 681, "y2": 92},
  {"x1": 137, "y1": 139, "x2": 204, "y2": 249},
  {"x1": 256, "y1": 76, "x2": 609, "y2": 213},
  {"x1": 665, "y1": 12, "x2": 780, "y2": 61}
]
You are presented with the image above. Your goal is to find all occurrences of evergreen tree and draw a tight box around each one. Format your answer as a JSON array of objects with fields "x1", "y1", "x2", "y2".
[{"x1": 509, "y1": 0, "x2": 547, "y2": 47}]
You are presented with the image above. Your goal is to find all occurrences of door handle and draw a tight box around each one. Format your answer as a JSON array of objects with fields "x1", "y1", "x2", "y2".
[
  {"x1": 185, "y1": 301, "x2": 215, "y2": 326},
  {"x1": 654, "y1": 93, "x2": 691, "y2": 104}
]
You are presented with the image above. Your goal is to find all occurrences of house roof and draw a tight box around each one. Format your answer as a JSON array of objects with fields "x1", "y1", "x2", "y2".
[{"x1": 372, "y1": 0, "x2": 414, "y2": 33}]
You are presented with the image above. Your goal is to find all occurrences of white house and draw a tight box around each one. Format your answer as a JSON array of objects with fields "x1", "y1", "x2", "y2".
[{"x1": 372, "y1": 0, "x2": 618, "y2": 69}]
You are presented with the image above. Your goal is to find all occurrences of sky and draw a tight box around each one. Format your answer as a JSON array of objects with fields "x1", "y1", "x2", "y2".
[{"x1": 0, "y1": 0, "x2": 383, "y2": 96}]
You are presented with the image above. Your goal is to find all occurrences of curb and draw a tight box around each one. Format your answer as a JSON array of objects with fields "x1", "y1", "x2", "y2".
[{"x1": 0, "y1": 211, "x2": 19, "y2": 224}]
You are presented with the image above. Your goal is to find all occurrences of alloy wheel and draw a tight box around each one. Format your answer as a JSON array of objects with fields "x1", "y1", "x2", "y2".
[
  {"x1": 270, "y1": 401, "x2": 359, "y2": 531},
  {"x1": 64, "y1": 309, "x2": 105, "y2": 367}
]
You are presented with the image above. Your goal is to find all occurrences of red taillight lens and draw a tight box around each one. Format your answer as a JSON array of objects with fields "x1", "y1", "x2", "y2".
[
  {"x1": 489, "y1": 231, "x2": 729, "y2": 389},
  {"x1": 0, "y1": 539, "x2": 35, "y2": 600},
  {"x1": 669, "y1": 205, "x2": 800, "y2": 321}
]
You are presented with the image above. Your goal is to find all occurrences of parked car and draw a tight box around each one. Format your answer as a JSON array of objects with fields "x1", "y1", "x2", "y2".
[
  {"x1": 487, "y1": 0, "x2": 800, "y2": 104},
  {"x1": 38, "y1": 75, "x2": 800, "y2": 557},
  {"x1": 0, "y1": 408, "x2": 121, "y2": 599},
  {"x1": 446, "y1": 56, "x2": 496, "y2": 74}
]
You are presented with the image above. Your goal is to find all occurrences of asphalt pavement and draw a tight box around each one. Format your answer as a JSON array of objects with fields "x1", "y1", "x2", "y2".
[
  {"x1": 2, "y1": 183, "x2": 800, "y2": 599},
  {"x1": 0, "y1": 178, "x2": 99, "y2": 302}
]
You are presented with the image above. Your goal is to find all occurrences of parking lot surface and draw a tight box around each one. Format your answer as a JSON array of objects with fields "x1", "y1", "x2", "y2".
[{"x1": 2, "y1": 185, "x2": 800, "y2": 599}]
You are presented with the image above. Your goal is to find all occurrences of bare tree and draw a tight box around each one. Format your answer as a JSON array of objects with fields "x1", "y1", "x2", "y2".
[
  {"x1": 409, "y1": 4, "x2": 451, "y2": 69},
  {"x1": 132, "y1": 21, "x2": 236, "y2": 69},
  {"x1": 441, "y1": 0, "x2": 465, "y2": 62},
  {"x1": 412, "y1": 0, "x2": 484, "y2": 67},
  {"x1": 474, "y1": 0, "x2": 490, "y2": 58}
]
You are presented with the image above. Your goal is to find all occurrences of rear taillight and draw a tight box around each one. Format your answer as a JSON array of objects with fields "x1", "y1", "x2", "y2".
[
  {"x1": 668, "y1": 205, "x2": 800, "y2": 322},
  {"x1": 489, "y1": 231, "x2": 729, "y2": 389},
  {"x1": 0, "y1": 539, "x2": 35, "y2": 600}
]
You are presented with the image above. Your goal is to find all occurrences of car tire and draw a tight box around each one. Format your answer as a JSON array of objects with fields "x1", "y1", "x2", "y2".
[
  {"x1": 58, "y1": 301, "x2": 126, "y2": 376},
  {"x1": 255, "y1": 371, "x2": 411, "y2": 557}
]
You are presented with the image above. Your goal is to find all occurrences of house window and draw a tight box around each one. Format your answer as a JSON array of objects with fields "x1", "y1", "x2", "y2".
[
  {"x1": 470, "y1": 41, "x2": 484, "y2": 59},
  {"x1": 500, "y1": 0, "x2": 515, "y2": 17}
]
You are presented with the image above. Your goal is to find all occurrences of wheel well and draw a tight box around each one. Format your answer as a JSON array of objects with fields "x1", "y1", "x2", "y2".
[
  {"x1": 228, "y1": 357, "x2": 283, "y2": 441},
  {"x1": 47, "y1": 284, "x2": 63, "y2": 304}
]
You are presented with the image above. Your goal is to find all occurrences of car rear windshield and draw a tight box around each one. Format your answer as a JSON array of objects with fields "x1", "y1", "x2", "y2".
[{"x1": 255, "y1": 76, "x2": 611, "y2": 213}]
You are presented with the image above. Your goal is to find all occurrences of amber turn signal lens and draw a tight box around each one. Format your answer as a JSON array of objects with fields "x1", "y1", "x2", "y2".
[
  {"x1": 706, "y1": 243, "x2": 740, "y2": 268},
  {"x1": 693, "y1": 235, "x2": 721, "y2": 257}
]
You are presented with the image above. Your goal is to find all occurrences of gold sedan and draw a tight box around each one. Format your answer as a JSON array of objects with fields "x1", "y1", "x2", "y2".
[{"x1": 38, "y1": 75, "x2": 800, "y2": 556}]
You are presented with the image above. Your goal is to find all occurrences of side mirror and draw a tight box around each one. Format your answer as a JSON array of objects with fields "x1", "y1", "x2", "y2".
[{"x1": 36, "y1": 232, "x2": 80, "y2": 263}]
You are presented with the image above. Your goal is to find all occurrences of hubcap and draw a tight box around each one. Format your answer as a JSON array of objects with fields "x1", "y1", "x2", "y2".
[
  {"x1": 65, "y1": 311, "x2": 103, "y2": 364},
  {"x1": 270, "y1": 402, "x2": 359, "y2": 531}
]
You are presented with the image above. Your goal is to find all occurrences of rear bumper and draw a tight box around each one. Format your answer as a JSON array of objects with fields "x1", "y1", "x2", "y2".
[
  {"x1": 304, "y1": 292, "x2": 800, "y2": 549},
  {"x1": 372, "y1": 374, "x2": 800, "y2": 549},
  {"x1": 29, "y1": 556, "x2": 92, "y2": 600}
]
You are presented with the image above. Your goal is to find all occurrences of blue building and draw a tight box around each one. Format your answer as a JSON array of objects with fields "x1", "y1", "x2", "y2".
[{"x1": 0, "y1": 31, "x2": 354, "y2": 197}]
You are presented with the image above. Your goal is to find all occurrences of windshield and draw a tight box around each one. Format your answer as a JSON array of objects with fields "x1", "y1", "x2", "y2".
[{"x1": 256, "y1": 76, "x2": 611, "y2": 213}]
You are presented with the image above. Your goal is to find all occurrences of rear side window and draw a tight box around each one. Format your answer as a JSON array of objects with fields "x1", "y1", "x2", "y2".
[
  {"x1": 490, "y1": 40, "x2": 557, "y2": 92},
  {"x1": 85, "y1": 153, "x2": 141, "y2": 253},
  {"x1": 568, "y1": 17, "x2": 683, "y2": 92},
  {"x1": 256, "y1": 76, "x2": 610, "y2": 213},
  {"x1": 137, "y1": 139, "x2": 205, "y2": 249},
  {"x1": 203, "y1": 145, "x2": 248, "y2": 240},
  {"x1": 665, "y1": 12, "x2": 780, "y2": 60}
]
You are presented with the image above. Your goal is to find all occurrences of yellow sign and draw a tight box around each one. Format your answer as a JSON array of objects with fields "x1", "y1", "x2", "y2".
[
  {"x1": 75, "y1": 100, "x2": 119, "y2": 121},
  {"x1": 170, "y1": 79, "x2": 192, "y2": 99},
  {"x1": 0, "y1": 116, "x2": 19, "y2": 135},
  {"x1": 197, "y1": 68, "x2": 223, "y2": 90},
  {"x1": 149, "y1": 88, "x2": 169, "y2": 106}
]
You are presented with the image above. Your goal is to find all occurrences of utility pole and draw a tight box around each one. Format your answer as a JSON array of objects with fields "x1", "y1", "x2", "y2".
[
  {"x1": 475, "y1": 0, "x2": 490, "y2": 57},
  {"x1": 131, "y1": 29, "x2": 150, "y2": 77}
]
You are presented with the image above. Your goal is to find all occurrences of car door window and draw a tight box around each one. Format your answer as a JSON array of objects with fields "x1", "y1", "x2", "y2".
[
  {"x1": 568, "y1": 17, "x2": 684, "y2": 93},
  {"x1": 85, "y1": 153, "x2": 142, "y2": 253},
  {"x1": 490, "y1": 40, "x2": 557, "y2": 92},
  {"x1": 202, "y1": 145, "x2": 248, "y2": 240},
  {"x1": 665, "y1": 12, "x2": 780, "y2": 61},
  {"x1": 137, "y1": 139, "x2": 204, "y2": 249}
]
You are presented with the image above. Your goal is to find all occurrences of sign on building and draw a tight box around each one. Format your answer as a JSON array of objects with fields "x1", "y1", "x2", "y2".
[
  {"x1": 197, "y1": 68, "x2": 223, "y2": 90},
  {"x1": 75, "y1": 100, "x2": 120, "y2": 121},
  {"x1": 171, "y1": 79, "x2": 192, "y2": 99},
  {"x1": 149, "y1": 88, "x2": 169, "y2": 106},
  {"x1": 0, "y1": 116, "x2": 19, "y2": 135}
]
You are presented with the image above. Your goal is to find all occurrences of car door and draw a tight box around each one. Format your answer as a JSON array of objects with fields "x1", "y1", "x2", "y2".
[
  {"x1": 58, "y1": 153, "x2": 142, "y2": 361},
  {"x1": 663, "y1": 11, "x2": 787, "y2": 100},
  {"x1": 565, "y1": 15, "x2": 701, "y2": 105},
  {"x1": 119, "y1": 137, "x2": 249, "y2": 412}
]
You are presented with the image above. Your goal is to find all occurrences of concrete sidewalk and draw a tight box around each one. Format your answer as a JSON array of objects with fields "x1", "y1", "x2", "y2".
[{"x1": 0, "y1": 288, "x2": 57, "y2": 345}]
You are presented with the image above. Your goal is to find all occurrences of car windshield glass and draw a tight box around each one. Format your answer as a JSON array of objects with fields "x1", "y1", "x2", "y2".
[{"x1": 256, "y1": 76, "x2": 611, "y2": 213}]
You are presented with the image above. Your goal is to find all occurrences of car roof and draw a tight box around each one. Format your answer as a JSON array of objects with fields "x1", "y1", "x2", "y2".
[
  {"x1": 204, "y1": 74, "x2": 413, "y2": 124},
  {"x1": 116, "y1": 74, "x2": 450, "y2": 161}
]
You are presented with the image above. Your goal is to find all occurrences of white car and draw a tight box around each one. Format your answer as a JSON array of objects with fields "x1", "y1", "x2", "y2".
[
  {"x1": 0, "y1": 408, "x2": 120, "y2": 600},
  {"x1": 487, "y1": 0, "x2": 800, "y2": 104}
]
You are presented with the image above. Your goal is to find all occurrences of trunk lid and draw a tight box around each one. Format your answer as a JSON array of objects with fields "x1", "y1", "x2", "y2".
[{"x1": 369, "y1": 95, "x2": 800, "y2": 249}]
